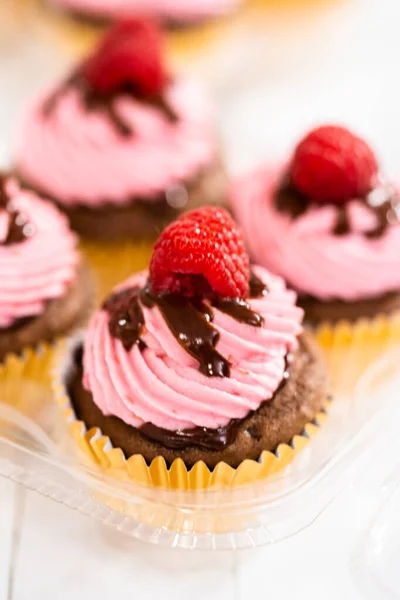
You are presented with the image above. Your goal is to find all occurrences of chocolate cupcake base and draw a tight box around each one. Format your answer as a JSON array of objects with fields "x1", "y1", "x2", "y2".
[
  {"x1": 67, "y1": 332, "x2": 328, "y2": 469},
  {"x1": 299, "y1": 290, "x2": 400, "y2": 325},
  {"x1": 18, "y1": 160, "x2": 229, "y2": 241},
  {"x1": 0, "y1": 262, "x2": 93, "y2": 360}
]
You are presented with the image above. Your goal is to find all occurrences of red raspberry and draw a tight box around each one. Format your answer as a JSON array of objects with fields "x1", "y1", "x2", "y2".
[
  {"x1": 149, "y1": 207, "x2": 250, "y2": 299},
  {"x1": 290, "y1": 125, "x2": 378, "y2": 203},
  {"x1": 81, "y1": 19, "x2": 167, "y2": 97}
]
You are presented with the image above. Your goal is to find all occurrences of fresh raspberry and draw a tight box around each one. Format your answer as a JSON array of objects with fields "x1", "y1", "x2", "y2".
[
  {"x1": 290, "y1": 125, "x2": 379, "y2": 203},
  {"x1": 81, "y1": 19, "x2": 167, "y2": 97},
  {"x1": 149, "y1": 207, "x2": 250, "y2": 299}
]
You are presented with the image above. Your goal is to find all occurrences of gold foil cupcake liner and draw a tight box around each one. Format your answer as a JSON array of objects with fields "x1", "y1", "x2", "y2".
[
  {"x1": 79, "y1": 239, "x2": 154, "y2": 307},
  {"x1": 52, "y1": 338, "x2": 328, "y2": 491},
  {"x1": 313, "y1": 311, "x2": 400, "y2": 398},
  {"x1": 0, "y1": 342, "x2": 60, "y2": 419}
]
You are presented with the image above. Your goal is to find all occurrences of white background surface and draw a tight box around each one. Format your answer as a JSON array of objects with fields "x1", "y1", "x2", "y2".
[
  {"x1": 1, "y1": 0, "x2": 400, "y2": 597},
  {"x1": 0, "y1": 477, "x2": 384, "y2": 599}
]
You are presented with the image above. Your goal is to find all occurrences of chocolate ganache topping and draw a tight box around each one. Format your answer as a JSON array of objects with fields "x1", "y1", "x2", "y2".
[
  {"x1": 275, "y1": 176, "x2": 400, "y2": 238},
  {"x1": 101, "y1": 270, "x2": 271, "y2": 450},
  {"x1": 43, "y1": 72, "x2": 178, "y2": 138},
  {"x1": 103, "y1": 270, "x2": 267, "y2": 378},
  {"x1": 0, "y1": 174, "x2": 35, "y2": 245}
]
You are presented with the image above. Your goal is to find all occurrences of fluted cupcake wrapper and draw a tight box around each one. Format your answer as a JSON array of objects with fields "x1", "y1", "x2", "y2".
[
  {"x1": 0, "y1": 342, "x2": 60, "y2": 419},
  {"x1": 51, "y1": 337, "x2": 328, "y2": 492},
  {"x1": 313, "y1": 312, "x2": 400, "y2": 398}
]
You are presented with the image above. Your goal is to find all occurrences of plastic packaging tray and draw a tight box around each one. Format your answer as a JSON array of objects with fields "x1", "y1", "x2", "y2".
[
  {"x1": 0, "y1": 343, "x2": 398, "y2": 551},
  {"x1": 350, "y1": 349, "x2": 400, "y2": 600}
]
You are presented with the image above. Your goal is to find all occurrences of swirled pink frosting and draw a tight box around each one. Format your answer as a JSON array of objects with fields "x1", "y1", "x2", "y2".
[
  {"x1": 0, "y1": 180, "x2": 79, "y2": 328},
  {"x1": 232, "y1": 166, "x2": 400, "y2": 302},
  {"x1": 16, "y1": 79, "x2": 216, "y2": 207},
  {"x1": 82, "y1": 267, "x2": 303, "y2": 431},
  {"x1": 50, "y1": 0, "x2": 240, "y2": 21}
]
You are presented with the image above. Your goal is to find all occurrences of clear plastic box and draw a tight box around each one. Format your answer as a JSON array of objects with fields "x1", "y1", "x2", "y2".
[
  {"x1": 0, "y1": 344, "x2": 398, "y2": 551},
  {"x1": 350, "y1": 349, "x2": 400, "y2": 600}
]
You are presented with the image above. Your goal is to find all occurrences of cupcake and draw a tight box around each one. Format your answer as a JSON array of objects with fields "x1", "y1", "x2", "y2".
[
  {"x1": 232, "y1": 125, "x2": 400, "y2": 325},
  {"x1": 0, "y1": 173, "x2": 92, "y2": 360},
  {"x1": 48, "y1": 0, "x2": 242, "y2": 25},
  {"x1": 15, "y1": 19, "x2": 228, "y2": 241},
  {"x1": 53, "y1": 207, "x2": 329, "y2": 489}
]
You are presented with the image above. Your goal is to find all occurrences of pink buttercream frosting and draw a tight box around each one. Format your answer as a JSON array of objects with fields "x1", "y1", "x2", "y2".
[
  {"x1": 82, "y1": 267, "x2": 303, "y2": 431},
  {"x1": 0, "y1": 179, "x2": 79, "y2": 328},
  {"x1": 16, "y1": 79, "x2": 216, "y2": 207},
  {"x1": 232, "y1": 166, "x2": 400, "y2": 302},
  {"x1": 50, "y1": 0, "x2": 240, "y2": 21}
]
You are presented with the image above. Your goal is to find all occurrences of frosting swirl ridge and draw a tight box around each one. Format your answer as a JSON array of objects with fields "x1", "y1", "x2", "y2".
[{"x1": 17, "y1": 79, "x2": 216, "y2": 207}]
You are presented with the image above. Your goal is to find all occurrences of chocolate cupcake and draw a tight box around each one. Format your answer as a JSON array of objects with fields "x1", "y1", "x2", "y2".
[
  {"x1": 53, "y1": 207, "x2": 329, "y2": 489},
  {"x1": 232, "y1": 125, "x2": 400, "y2": 324},
  {"x1": 47, "y1": 0, "x2": 243, "y2": 26},
  {"x1": 15, "y1": 20, "x2": 228, "y2": 241},
  {"x1": 0, "y1": 174, "x2": 93, "y2": 360}
]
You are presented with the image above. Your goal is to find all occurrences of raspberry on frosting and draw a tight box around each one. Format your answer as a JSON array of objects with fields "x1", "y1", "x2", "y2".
[
  {"x1": 290, "y1": 125, "x2": 379, "y2": 204},
  {"x1": 80, "y1": 19, "x2": 167, "y2": 97},
  {"x1": 149, "y1": 206, "x2": 250, "y2": 299}
]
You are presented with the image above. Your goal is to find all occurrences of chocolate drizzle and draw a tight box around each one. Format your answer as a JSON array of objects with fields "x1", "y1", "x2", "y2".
[
  {"x1": 0, "y1": 174, "x2": 35, "y2": 246},
  {"x1": 43, "y1": 71, "x2": 178, "y2": 138},
  {"x1": 365, "y1": 184, "x2": 400, "y2": 238},
  {"x1": 333, "y1": 205, "x2": 351, "y2": 235},
  {"x1": 275, "y1": 178, "x2": 308, "y2": 219},
  {"x1": 102, "y1": 287, "x2": 145, "y2": 351},
  {"x1": 144, "y1": 289, "x2": 230, "y2": 378},
  {"x1": 103, "y1": 271, "x2": 268, "y2": 378},
  {"x1": 249, "y1": 270, "x2": 268, "y2": 298},
  {"x1": 275, "y1": 176, "x2": 400, "y2": 238},
  {"x1": 214, "y1": 297, "x2": 263, "y2": 327},
  {"x1": 140, "y1": 421, "x2": 238, "y2": 451}
]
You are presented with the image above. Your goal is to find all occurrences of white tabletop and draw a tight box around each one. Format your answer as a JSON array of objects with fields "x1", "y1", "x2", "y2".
[
  {"x1": 2, "y1": 0, "x2": 400, "y2": 597},
  {"x1": 0, "y1": 477, "x2": 379, "y2": 600}
]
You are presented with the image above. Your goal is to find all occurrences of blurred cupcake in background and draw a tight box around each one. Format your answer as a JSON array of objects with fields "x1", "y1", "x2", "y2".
[
  {"x1": 15, "y1": 19, "x2": 228, "y2": 242},
  {"x1": 15, "y1": 19, "x2": 227, "y2": 299},
  {"x1": 232, "y1": 125, "x2": 400, "y2": 324},
  {"x1": 232, "y1": 125, "x2": 400, "y2": 391},
  {"x1": 0, "y1": 173, "x2": 92, "y2": 361},
  {"x1": 48, "y1": 0, "x2": 243, "y2": 26}
]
